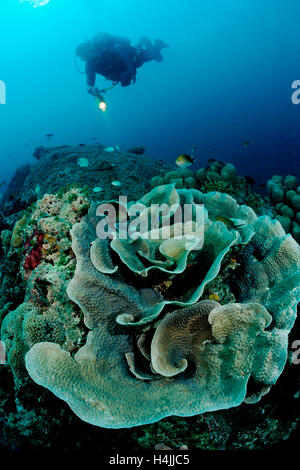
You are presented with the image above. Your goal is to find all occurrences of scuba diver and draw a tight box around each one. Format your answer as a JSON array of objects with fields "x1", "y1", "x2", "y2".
[{"x1": 76, "y1": 32, "x2": 170, "y2": 101}]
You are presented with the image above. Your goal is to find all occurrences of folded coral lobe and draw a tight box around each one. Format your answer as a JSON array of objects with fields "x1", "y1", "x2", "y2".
[{"x1": 25, "y1": 186, "x2": 300, "y2": 428}]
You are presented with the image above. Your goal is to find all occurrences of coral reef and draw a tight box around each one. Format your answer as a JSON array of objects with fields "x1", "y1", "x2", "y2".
[
  {"x1": 151, "y1": 168, "x2": 197, "y2": 190},
  {"x1": 23, "y1": 229, "x2": 44, "y2": 272},
  {"x1": 9, "y1": 145, "x2": 171, "y2": 210},
  {"x1": 0, "y1": 164, "x2": 32, "y2": 216},
  {"x1": 151, "y1": 159, "x2": 264, "y2": 213},
  {"x1": 151, "y1": 160, "x2": 240, "y2": 191},
  {"x1": 1, "y1": 186, "x2": 90, "y2": 388},
  {"x1": 23, "y1": 185, "x2": 299, "y2": 428},
  {"x1": 267, "y1": 174, "x2": 300, "y2": 243},
  {"x1": 196, "y1": 160, "x2": 238, "y2": 184},
  {"x1": 0, "y1": 149, "x2": 299, "y2": 450},
  {"x1": 11, "y1": 214, "x2": 27, "y2": 249},
  {"x1": 126, "y1": 146, "x2": 146, "y2": 155}
]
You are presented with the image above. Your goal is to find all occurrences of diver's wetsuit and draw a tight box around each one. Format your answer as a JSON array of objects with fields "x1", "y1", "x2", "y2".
[{"x1": 83, "y1": 33, "x2": 168, "y2": 88}]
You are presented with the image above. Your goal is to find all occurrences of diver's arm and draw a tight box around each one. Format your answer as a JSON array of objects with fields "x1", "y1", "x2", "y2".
[{"x1": 86, "y1": 61, "x2": 96, "y2": 93}]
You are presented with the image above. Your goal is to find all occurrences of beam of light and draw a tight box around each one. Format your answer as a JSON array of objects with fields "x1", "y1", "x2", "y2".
[
  {"x1": 19, "y1": 0, "x2": 51, "y2": 7},
  {"x1": 98, "y1": 101, "x2": 107, "y2": 112}
]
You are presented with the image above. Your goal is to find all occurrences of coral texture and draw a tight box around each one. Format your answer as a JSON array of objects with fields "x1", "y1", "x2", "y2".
[
  {"x1": 24, "y1": 185, "x2": 300, "y2": 428},
  {"x1": 1, "y1": 187, "x2": 91, "y2": 386},
  {"x1": 150, "y1": 159, "x2": 264, "y2": 214},
  {"x1": 267, "y1": 174, "x2": 300, "y2": 242}
]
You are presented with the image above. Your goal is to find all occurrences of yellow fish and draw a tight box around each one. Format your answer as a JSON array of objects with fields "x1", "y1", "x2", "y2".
[{"x1": 175, "y1": 154, "x2": 195, "y2": 168}]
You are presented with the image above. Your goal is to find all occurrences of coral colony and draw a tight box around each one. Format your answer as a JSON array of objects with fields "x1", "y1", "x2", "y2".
[
  {"x1": 25, "y1": 185, "x2": 300, "y2": 427},
  {"x1": 0, "y1": 146, "x2": 299, "y2": 448}
]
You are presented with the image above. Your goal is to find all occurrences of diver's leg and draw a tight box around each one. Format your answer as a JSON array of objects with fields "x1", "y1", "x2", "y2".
[
  {"x1": 154, "y1": 39, "x2": 170, "y2": 50},
  {"x1": 136, "y1": 36, "x2": 154, "y2": 50},
  {"x1": 152, "y1": 40, "x2": 170, "y2": 62},
  {"x1": 135, "y1": 37, "x2": 170, "y2": 66},
  {"x1": 137, "y1": 47, "x2": 163, "y2": 64}
]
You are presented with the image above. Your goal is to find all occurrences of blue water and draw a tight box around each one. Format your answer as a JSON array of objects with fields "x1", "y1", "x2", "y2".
[{"x1": 0, "y1": 0, "x2": 299, "y2": 189}]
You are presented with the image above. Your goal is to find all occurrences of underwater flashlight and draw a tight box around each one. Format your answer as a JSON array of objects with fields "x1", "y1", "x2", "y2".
[
  {"x1": 95, "y1": 92, "x2": 108, "y2": 112},
  {"x1": 98, "y1": 100, "x2": 107, "y2": 112},
  {"x1": 94, "y1": 86, "x2": 115, "y2": 112}
]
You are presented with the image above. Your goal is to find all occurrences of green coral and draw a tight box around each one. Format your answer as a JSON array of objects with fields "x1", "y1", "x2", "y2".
[
  {"x1": 196, "y1": 161, "x2": 237, "y2": 184},
  {"x1": 151, "y1": 160, "x2": 264, "y2": 214},
  {"x1": 0, "y1": 187, "x2": 91, "y2": 389},
  {"x1": 267, "y1": 174, "x2": 300, "y2": 242},
  {"x1": 151, "y1": 168, "x2": 196, "y2": 190},
  {"x1": 23, "y1": 185, "x2": 299, "y2": 429},
  {"x1": 10, "y1": 214, "x2": 27, "y2": 249},
  {"x1": 88, "y1": 185, "x2": 256, "y2": 326},
  {"x1": 1, "y1": 304, "x2": 33, "y2": 385}
]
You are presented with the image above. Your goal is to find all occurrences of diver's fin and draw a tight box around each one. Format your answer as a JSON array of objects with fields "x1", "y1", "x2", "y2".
[
  {"x1": 155, "y1": 52, "x2": 164, "y2": 62},
  {"x1": 155, "y1": 39, "x2": 170, "y2": 49}
]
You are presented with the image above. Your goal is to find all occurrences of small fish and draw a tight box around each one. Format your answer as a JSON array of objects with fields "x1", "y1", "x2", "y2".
[
  {"x1": 0, "y1": 181, "x2": 6, "y2": 188},
  {"x1": 175, "y1": 154, "x2": 195, "y2": 168},
  {"x1": 209, "y1": 293, "x2": 220, "y2": 302},
  {"x1": 111, "y1": 180, "x2": 122, "y2": 188},
  {"x1": 93, "y1": 187, "x2": 104, "y2": 193},
  {"x1": 226, "y1": 258, "x2": 240, "y2": 270},
  {"x1": 77, "y1": 157, "x2": 89, "y2": 168},
  {"x1": 104, "y1": 147, "x2": 115, "y2": 153},
  {"x1": 242, "y1": 140, "x2": 251, "y2": 148},
  {"x1": 34, "y1": 184, "x2": 41, "y2": 195},
  {"x1": 45, "y1": 133, "x2": 54, "y2": 139},
  {"x1": 216, "y1": 216, "x2": 246, "y2": 230}
]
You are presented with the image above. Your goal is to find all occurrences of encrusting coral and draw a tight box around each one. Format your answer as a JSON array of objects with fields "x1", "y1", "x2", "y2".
[
  {"x1": 267, "y1": 174, "x2": 300, "y2": 243},
  {"x1": 23, "y1": 184, "x2": 300, "y2": 428},
  {"x1": 1, "y1": 187, "x2": 91, "y2": 385},
  {"x1": 150, "y1": 159, "x2": 264, "y2": 214}
]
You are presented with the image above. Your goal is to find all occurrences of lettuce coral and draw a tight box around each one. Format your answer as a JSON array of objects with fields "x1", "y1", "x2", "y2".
[{"x1": 24, "y1": 185, "x2": 300, "y2": 428}]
